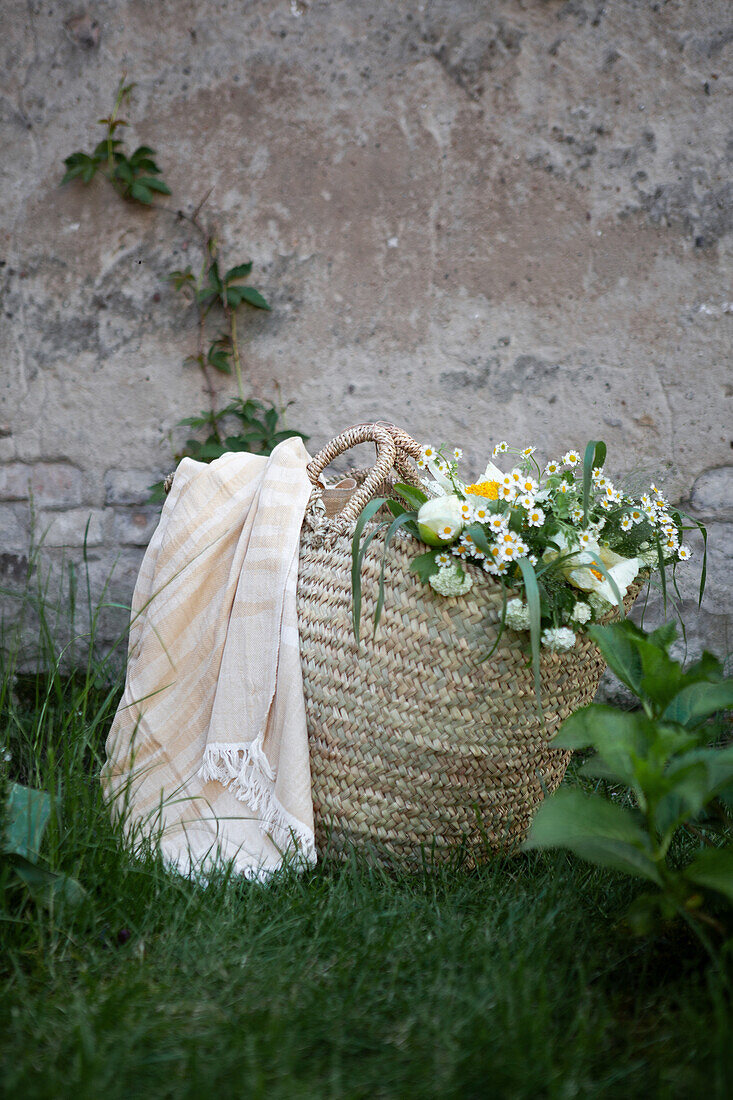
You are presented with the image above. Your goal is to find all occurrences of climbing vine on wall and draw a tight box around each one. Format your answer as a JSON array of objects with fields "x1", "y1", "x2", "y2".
[{"x1": 61, "y1": 78, "x2": 307, "y2": 494}]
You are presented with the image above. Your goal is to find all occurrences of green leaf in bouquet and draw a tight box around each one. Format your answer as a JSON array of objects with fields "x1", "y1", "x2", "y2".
[
  {"x1": 582, "y1": 439, "x2": 606, "y2": 524},
  {"x1": 391, "y1": 483, "x2": 428, "y2": 509},
  {"x1": 464, "y1": 523, "x2": 494, "y2": 559},
  {"x1": 373, "y1": 512, "x2": 418, "y2": 639},
  {"x1": 524, "y1": 788, "x2": 661, "y2": 883},
  {"x1": 351, "y1": 498, "x2": 389, "y2": 647},
  {"x1": 654, "y1": 534, "x2": 668, "y2": 615},
  {"x1": 684, "y1": 847, "x2": 733, "y2": 905},
  {"x1": 480, "y1": 580, "x2": 508, "y2": 663},
  {"x1": 517, "y1": 557, "x2": 542, "y2": 717},
  {"x1": 409, "y1": 551, "x2": 439, "y2": 584}
]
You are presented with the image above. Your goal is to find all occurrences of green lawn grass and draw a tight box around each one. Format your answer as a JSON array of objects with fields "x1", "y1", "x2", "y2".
[{"x1": 1, "y1": 578, "x2": 731, "y2": 1099}]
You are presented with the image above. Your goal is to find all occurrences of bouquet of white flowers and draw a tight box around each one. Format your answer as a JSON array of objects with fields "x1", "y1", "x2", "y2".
[{"x1": 352, "y1": 437, "x2": 705, "y2": 704}]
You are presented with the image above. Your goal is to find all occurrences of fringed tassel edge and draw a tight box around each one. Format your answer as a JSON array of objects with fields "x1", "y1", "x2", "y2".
[{"x1": 200, "y1": 741, "x2": 316, "y2": 866}]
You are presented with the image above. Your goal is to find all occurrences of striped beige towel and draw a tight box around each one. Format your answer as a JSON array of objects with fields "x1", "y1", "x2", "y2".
[{"x1": 101, "y1": 438, "x2": 316, "y2": 880}]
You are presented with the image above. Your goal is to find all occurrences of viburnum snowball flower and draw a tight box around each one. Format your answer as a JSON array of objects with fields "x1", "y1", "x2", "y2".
[
  {"x1": 428, "y1": 564, "x2": 474, "y2": 598},
  {"x1": 505, "y1": 598, "x2": 531, "y2": 631},
  {"x1": 541, "y1": 627, "x2": 577, "y2": 652}
]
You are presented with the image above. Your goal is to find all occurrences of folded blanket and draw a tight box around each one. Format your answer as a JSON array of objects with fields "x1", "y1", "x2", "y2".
[{"x1": 101, "y1": 438, "x2": 316, "y2": 880}]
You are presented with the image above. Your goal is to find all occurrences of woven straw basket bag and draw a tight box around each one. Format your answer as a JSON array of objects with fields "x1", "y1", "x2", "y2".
[{"x1": 298, "y1": 423, "x2": 639, "y2": 865}]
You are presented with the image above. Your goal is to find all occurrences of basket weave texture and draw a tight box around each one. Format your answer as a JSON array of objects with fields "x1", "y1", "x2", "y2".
[
  {"x1": 297, "y1": 423, "x2": 638, "y2": 865},
  {"x1": 163, "y1": 423, "x2": 638, "y2": 865}
]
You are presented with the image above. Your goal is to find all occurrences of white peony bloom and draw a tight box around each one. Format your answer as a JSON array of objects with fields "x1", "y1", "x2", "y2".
[
  {"x1": 544, "y1": 532, "x2": 639, "y2": 607},
  {"x1": 505, "y1": 598, "x2": 531, "y2": 631},
  {"x1": 416, "y1": 494, "x2": 466, "y2": 545},
  {"x1": 429, "y1": 563, "x2": 474, "y2": 598},
  {"x1": 541, "y1": 626, "x2": 577, "y2": 652}
]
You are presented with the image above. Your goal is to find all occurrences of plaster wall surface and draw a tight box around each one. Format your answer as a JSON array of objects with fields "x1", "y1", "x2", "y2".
[{"x1": 0, "y1": 0, "x2": 731, "y2": 672}]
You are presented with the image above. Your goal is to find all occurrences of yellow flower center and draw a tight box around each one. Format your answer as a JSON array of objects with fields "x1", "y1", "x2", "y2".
[{"x1": 466, "y1": 480, "x2": 500, "y2": 500}]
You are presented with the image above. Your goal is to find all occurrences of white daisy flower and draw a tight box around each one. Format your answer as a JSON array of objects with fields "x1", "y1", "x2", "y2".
[
  {"x1": 521, "y1": 446, "x2": 536, "y2": 458},
  {"x1": 452, "y1": 448, "x2": 463, "y2": 461},
  {"x1": 599, "y1": 498, "x2": 614, "y2": 511},
  {"x1": 570, "y1": 507, "x2": 585, "y2": 523},
  {"x1": 594, "y1": 474, "x2": 609, "y2": 491},
  {"x1": 592, "y1": 467, "x2": 605, "y2": 480},
  {"x1": 488, "y1": 514, "x2": 508, "y2": 533},
  {"x1": 517, "y1": 493, "x2": 535, "y2": 511},
  {"x1": 528, "y1": 553, "x2": 539, "y2": 566},
  {"x1": 417, "y1": 456, "x2": 427, "y2": 469},
  {"x1": 558, "y1": 482, "x2": 570, "y2": 495},
  {"x1": 677, "y1": 545, "x2": 692, "y2": 561},
  {"x1": 437, "y1": 523, "x2": 457, "y2": 539},
  {"x1": 452, "y1": 543, "x2": 468, "y2": 557},
  {"x1": 620, "y1": 515, "x2": 633, "y2": 531},
  {"x1": 519, "y1": 476, "x2": 538, "y2": 495},
  {"x1": 460, "y1": 502, "x2": 475, "y2": 523},
  {"x1": 629, "y1": 507, "x2": 644, "y2": 524},
  {"x1": 493, "y1": 441, "x2": 509, "y2": 455},
  {"x1": 435, "y1": 552, "x2": 452, "y2": 567},
  {"x1": 421, "y1": 444, "x2": 436, "y2": 460},
  {"x1": 578, "y1": 531, "x2": 594, "y2": 547},
  {"x1": 474, "y1": 505, "x2": 490, "y2": 522},
  {"x1": 544, "y1": 460, "x2": 562, "y2": 476},
  {"x1": 527, "y1": 506, "x2": 545, "y2": 527},
  {"x1": 563, "y1": 450, "x2": 581, "y2": 467}
]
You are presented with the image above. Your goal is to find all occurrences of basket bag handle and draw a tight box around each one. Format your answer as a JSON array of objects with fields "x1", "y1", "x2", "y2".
[{"x1": 307, "y1": 422, "x2": 423, "y2": 536}]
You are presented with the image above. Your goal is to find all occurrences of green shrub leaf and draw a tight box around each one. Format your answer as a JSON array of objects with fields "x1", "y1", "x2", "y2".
[
  {"x1": 524, "y1": 788, "x2": 661, "y2": 884},
  {"x1": 684, "y1": 847, "x2": 733, "y2": 904}
]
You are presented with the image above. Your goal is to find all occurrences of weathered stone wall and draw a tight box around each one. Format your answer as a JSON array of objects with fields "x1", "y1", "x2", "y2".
[{"x1": 1, "y1": 0, "x2": 731, "y2": 666}]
